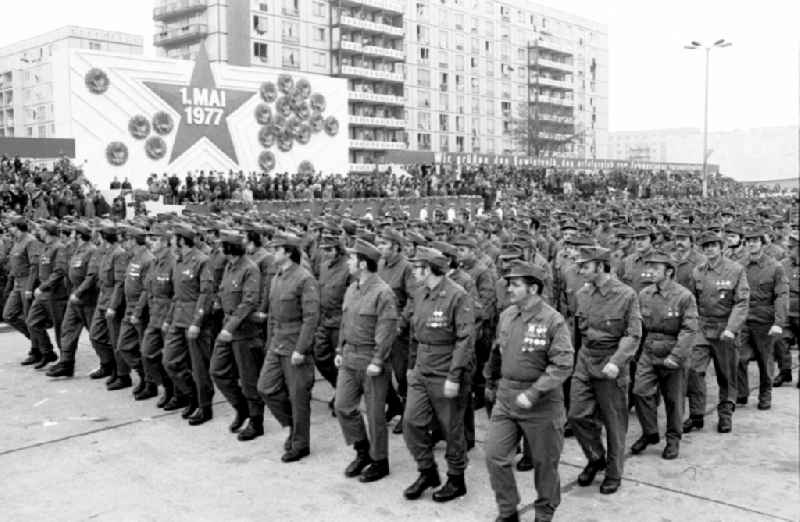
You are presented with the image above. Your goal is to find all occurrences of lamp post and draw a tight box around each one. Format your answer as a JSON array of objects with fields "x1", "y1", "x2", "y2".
[{"x1": 684, "y1": 38, "x2": 732, "y2": 198}]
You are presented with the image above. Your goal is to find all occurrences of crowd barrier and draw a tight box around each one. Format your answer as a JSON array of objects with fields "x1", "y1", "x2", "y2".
[{"x1": 148, "y1": 195, "x2": 485, "y2": 221}]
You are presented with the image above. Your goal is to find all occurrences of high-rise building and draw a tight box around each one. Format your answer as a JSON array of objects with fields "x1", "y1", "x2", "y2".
[
  {"x1": 152, "y1": 0, "x2": 608, "y2": 169},
  {"x1": 0, "y1": 26, "x2": 143, "y2": 138}
]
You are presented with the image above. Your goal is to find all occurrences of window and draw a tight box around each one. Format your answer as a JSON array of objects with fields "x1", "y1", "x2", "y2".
[
  {"x1": 314, "y1": 27, "x2": 326, "y2": 41},
  {"x1": 282, "y1": 47, "x2": 300, "y2": 68},
  {"x1": 253, "y1": 42, "x2": 268, "y2": 61},
  {"x1": 455, "y1": 35, "x2": 465, "y2": 51},
  {"x1": 418, "y1": 112, "x2": 431, "y2": 131},
  {"x1": 253, "y1": 15, "x2": 268, "y2": 34},
  {"x1": 282, "y1": 0, "x2": 299, "y2": 16},
  {"x1": 419, "y1": 89, "x2": 431, "y2": 107},
  {"x1": 470, "y1": 77, "x2": 479, "y2": 92},
  {"x1": 439, "y1": 134, "x2": 449, "y2": 152},
  {"x1": 439, "y1": 113, "x2": 448, "y2": 131},
  {"x1": 418, "y1": 68, "x2": 431, "y2": 87},
  {"x1": 455, "y1": 115, "x2": 463, "y2": 132},
  {"x1": 418, "y1": 133, "x2": 431, "y2": 150},
  {"x1": 259, "y1": 2, "x2": 269, "y2": 11},
  {"x1": 420, "y1": 47, "x2": 429, "y2": 61},
  {"x1": 89, "y1": 41, "x2": 101, "y2": 50},
  {"x1": 313, "y1": 51, "x2": 327, "y2": 67},
  {"x1": 439, "y1": 30, "x2": 448, "y2": 48},
  {"x1": 439, "y1": 93, "x2": 449, "y2": 110},
  {"x1": 456, "y1": 136, "x2": 464, "y2": 152},
  {"x1": 416, "y1": 25, "x2": 430, "y2": 44},
  {"x1": 282, "y1": 21, "x2": 299, "y2": 42},
  {"x1": 312, "y1": 1, "x2": 325, "y2": 17}
]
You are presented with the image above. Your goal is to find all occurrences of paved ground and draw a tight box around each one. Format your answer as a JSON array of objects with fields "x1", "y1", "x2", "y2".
[{"x1": 1, "y1": 329, "x2": 798, "y2": 522}]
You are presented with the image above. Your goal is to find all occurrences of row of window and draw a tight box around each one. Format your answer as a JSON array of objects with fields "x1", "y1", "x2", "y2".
[
  {"x1": 252, "y1": 16, "x2": 327, "y2": 42},
  {"x1": 252, "y1": 43, "x2": 327, "y2": 68}
]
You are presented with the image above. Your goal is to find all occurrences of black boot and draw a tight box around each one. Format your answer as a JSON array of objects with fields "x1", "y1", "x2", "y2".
[
  {"x1": 577, "y1": 457, "x2": 607, "y2": 487},
  {"x1": 599, "y1": 477, "x2": 621, "y2": 494},
  {"x1": 773, "y1": 370, "x2": 792, "y2": 387},
  {"x1": 34, "y1": 351, "x2": 58, "y2": 370},
  {"x1": 281, "y1": 447, "x2": 310, "y2": 463},
  {"x1": 162, "y1": 394, "x2": 190, "y2": 411},
  {"x1": 237, "y1": 416, "x2": 264, "y2": 441},
  {"x1": 717, "y1": 415, "x2": 732, "y2": 433},
  {"x1": 89, "y1": 362, "x2": 114, "y2": 379},
  {"x1": 105, "y1": 368, "x2": 119, "y2": 385},
  {"x1": 46, "y1": 360, "x2": 75, "y2": 378},
  {"x1": 392, "y1": 415, "x2": 404, "y2": 434},
  {"x1": 359, "y1": 459, "x2": 389, "y2": 483},
  {"x1": 516, "y1": 438, "x2": 533, "y2": 471},
  {"x1": 495, "y1": 512, "x2": 519, "y2": 522},
  {"x1": 432, "y1": 473, "x2": 467, "y2": 503},
  {"x1": 21, "y1": 351, "x2": 42, "y2": 366},
  {"x1": 345, "y1": 440, "x2": 372, "y2": 478},
  {"x1": 188, "y1": 406, "x2": 213, "y2": 426},
  {"x1": 284, "y1": 431, "x2": 293, "y2": 452},
  {"x1": 131, "y1": 366, "x2": 147, "y2": 396},
  {"x1": 134, "y1": 382, "x2": 158, "y2": 401},
  {"x1": 229, "y1": 406, "x2": 249, "y2": 433},
  {"x1": 630, "y1": 433, "x2": 660, "y2": 454},
  {"x1": 107, "y1": 374, "x2": 132, "y2": 391},
  {"x1": 662, "y1": 439, "x2": 679, "y2": 460},
  {"x1": 682, "y1": 415, "x2": 704, "y2": 433},
  {"x1": 385, "y1": 397, "x2": 404, "y2": 422},
  {"x1": 328, "y1": 396, "x2": 336, "y2": 418},
  {"x1": 403, "y1": 467, "x2": 441, "y2": 500},
  {"x1": 181, "y1": 396, "x2": 199, "y2": 419},
  {"x1": 157, "y1": 373, "x2": 174, "y2": 408}
]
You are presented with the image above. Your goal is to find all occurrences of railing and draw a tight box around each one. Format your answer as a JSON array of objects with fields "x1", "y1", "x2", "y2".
[
  {"x1": 153, "y1": 0, "x2": 207, "y2": 21},
  {"x1": 281, "y1": 6, "x2": 300, "y2": 17},
  {"x1": 350, "y1": 115, "x2": 406, "y2": 127},
  {"x1": 339, "y1": 15, "x2": 404, "y2": 37},
  {"x1": 348, "y1": 0, "x2": 404, "y2": 13},
  {"x1": 338, "y1": 65, "x2": 403, "y2": 82},
  {"x1": 534, "y1": 76, "x2": 573, "y2": 90},
  {"x1": 533, "y1": 58, "x2": 573, "y2": 71},
  {"x1": 153, "y1": 24, "x2": 209, "y2": 46},
  {"x1": 349, "y1": 139, "x2": 407, "y2": 150},
  {"x1": 347, "y1": 90, "x2": 405, "y2": 105}
]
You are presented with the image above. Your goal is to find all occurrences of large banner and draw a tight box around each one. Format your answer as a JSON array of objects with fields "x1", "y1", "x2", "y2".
[{"x1": 53, "y1": 48, "x2": 349, "y2": 188}]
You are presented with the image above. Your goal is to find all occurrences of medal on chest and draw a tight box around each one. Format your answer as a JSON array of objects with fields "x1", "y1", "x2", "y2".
[
  {"x1": 427, "y1": 309, "x2": 448, "y2": 329},
  {"x1": 522, "y1": 322, "x2": 547, "y2": 352},
  {"x1": 715, "y1": 279, "x2": 730, "y2": 299}
]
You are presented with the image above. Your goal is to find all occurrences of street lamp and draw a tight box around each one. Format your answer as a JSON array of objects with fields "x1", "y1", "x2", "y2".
[{"x1": 684, "y1": 38, "x2": 732, "y2": 198}]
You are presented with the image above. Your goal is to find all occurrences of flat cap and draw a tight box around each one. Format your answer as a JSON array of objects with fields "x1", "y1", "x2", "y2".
[
  {"x1": 697, "y1": 231, "x2": 724, "y2": 246},
  {"x1": 346, "y1": 238, "x2": 381, "y2": 262},
  {"x1": 410, "y1": 246, "x2": 448, "y2": 269},
  {"x1": 575, "y1": 246, "x2": 610, "y2": 264},
  {"x1": 430, "y1": 240, "x2": 458, "y2": 258},
  {"x1": 220, "y1": 229, "x2": 245, "y2": 246},
  {"x1": 503, "y1": 260, "x2": 547, "y2": 283},
  {"x1": 564, "y1": 234, "x2": 594, "y2": 246},
  {"x1": 407, "y1": 231, "x2": 428, "y2": 246},
  {"x1": 381, "y1": 228, "x2": 407, "y2": 247},
  {"x1": 451, "y1": 235, "x2": 477, "y2": 249},
  {"x1": 174, "y1": 224, "x2": 195, "y2": 239},
  {"x1": 644, "y1": 250, "x2": 676, "y2": 269},
  {"x1": 268, "y1": 233, "x2": 303, "y2": 249}
]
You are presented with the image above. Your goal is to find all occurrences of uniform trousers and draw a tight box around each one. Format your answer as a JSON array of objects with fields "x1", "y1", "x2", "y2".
[
  {"x1": 258, "y1": 351, "x2": 315, "y2": 451},
  {"x1": 59, "y1": 300, "x2": 95, "y2": 362},
  {"x1": 211, "y1": 337, "x2": 265, "y2": 417},
  {"x1": 28, "y1": 295, "x2": 66, "y2": 355},
  {"x1": 686, "y1": 335, "x2": 739, "y2": 418},
  {"x1": 736, "y1": 324, "x2": 775, "y2": 404},
  {"x1": 334, "y1": 365, "x2": 390, "y2": 461},
  {"x1": 633, "y1": 352, "x2": 686, "y2": 441}
]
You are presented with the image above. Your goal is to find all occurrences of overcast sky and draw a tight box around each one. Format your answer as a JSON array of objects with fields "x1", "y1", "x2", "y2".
[{"x1": 1, "y1": 0, "x2": 798, "y2": 133}]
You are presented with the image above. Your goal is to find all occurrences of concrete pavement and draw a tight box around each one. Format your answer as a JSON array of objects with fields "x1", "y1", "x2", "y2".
[{"x1": 0, "y1": 329, "x2": 797, "y2": 522}]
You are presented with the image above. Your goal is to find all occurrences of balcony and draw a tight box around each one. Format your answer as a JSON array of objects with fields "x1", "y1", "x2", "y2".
[
  {"x1": 337, "y1": 65, "x2": 403, "y2": 83},
  {"x1": 534, "y1": 37, "x2": 573, "y2": 56},
  {"x1": 339, "y1": 15, "x2": 404, "y2": 37},
  {"x1": 348, "y1": 90, "x2": 405, "y2": 105},
  {"x1": 154, "y1": 24, "x2": 208, "y2": 46},
  {"x1": 153, "y1": 0, "x2": 207, "y2": 21},
  {"x1": 340, "y1": 0, "x2": 404, "y2": 14},
  {"x1": 349, "y1": 139, "x2": 407, "y2": 150},
  {"x1": 537, "y1": 131, "x2": 573, "y2": 141},
  {"x1": 281, "y1": 6, "x2": 300, "y2": 17},
  {"x1": 536, "y1": 95, "x2": 574, "y2": 106},
  {"x1": 534, "y1": 113, "x2": 575, "y2": 125},
  {"x1": 336, "y1": 40, "x2": 404, "y2": 61},
  {"x1": 533, "y1": 76, "x2": 573, "y2": 90},
  {"x1": 531, "y1": 58, "x2": 573, "y2": 72},
  {"x1": 282, "y1": 33, "x2": 300, "y2": 44},
  {"x1": 350, "y1": 115, "x2": 406, "y2": 128}
]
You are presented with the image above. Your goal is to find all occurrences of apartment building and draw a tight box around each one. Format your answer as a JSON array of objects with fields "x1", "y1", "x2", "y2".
[
  {"x1": 152, "y1": 0, "x2": 608, "y2": 168},
  {"x1": 0, "y1": 26, "x2": 143, "y2": 138}
]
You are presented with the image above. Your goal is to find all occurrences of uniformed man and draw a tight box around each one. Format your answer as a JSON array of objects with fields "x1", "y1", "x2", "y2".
[
  {"x1": 333, "y1": 239, "x2": 398, "y2": 482},
  {"x1": 163, "y1": 224, "x2": 215, "y2": 425},
  {"x1": 257, "y1": 233, "x2": 320, "y2": 462},
  {"x1": 28, "y1": 221, "x2": 68, "y2": 370},
  {"x1": 376, "y1": 228, "x2": 417, "y2": 433},
  {"x1": 773, "y1": 235, "x2": 799, "y2": 387},
  {"x1": 683, "y1": 231, "x2": 749, "y2": 434},
  {"x1": 47, "y1": 223, "x2": 97, "y2": 378},
  {"x1": 402, "y1": 246, "x2": 475, "y2": 503},
  {"x1": 671, "y1": 226, "x2": 706, "y2": 290},
  {"x1": 116, "y1": 227, "x2": 155, "y2": 397},
  {"x1": 484, "y1": 262, "x2": 574, "y2": 522},
  {"x1": 568, "y1": 246, "x2": 641, "y2": 494},
  {"x1": 3, "y1": 218, "x2": 40, "y2": 365},
  {"x1": 140, "y1": 225, "x2": 177, "y2": 406},
  {"x1": 724, "y1": 224, "x2": 747, "y2": 265},
  {"x1": 631, "y1": 251, "x2": 698, "y2": 460},
  {"x1": 210, "y1": 230, "x2": 264, "y2": 440},
  {"x1": 735, "y1": 228, "x2": 788, "y2": 410},
  {"x1": 314, "y1": 232, "x2": 350, "y2": 399},
  {"x1": 90, "y1": 225, "x2": 128, "y2": 385}
]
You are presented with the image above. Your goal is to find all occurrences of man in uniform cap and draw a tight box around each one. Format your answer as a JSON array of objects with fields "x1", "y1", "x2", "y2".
[
  {"x1": 568, "y1": 246, "x2": 642, "y2": 494},
  {"x1": 47, "y1": 222, "x2": 98, "y2": 377},
  {"x1": 3, "y1": 217, "x2": 41, "y2": 365},
  {"x1": 683, "y1": 232, "x2": 749, "y2": 434},
  {"x1": 314, "y1": 232, "x2": 351, "y2": 407},
  {"x1": 114, "y1": 227, "x2": 156, "y2": 396},
  {"x1": 773, "y1": 235, "x2": 798, "y2": 387},
  {"x1": 670, "y1": 226, "x2": 705, "y2": 290},
  {"x1": 27, "y1": 221, "x2": 69, "y2": 369},
  {"x1": 735, "y1": 227, "x2": 788, "y2": 409},
  {"x1": 402, "y1": 246, "x2": 475, "y2": 503},
  {"x1": 631, "y1": 251, "x2": 698, "y2": 460},
  {"x1": 257, "y1": 233, "x2": 320, "y2": 462},
  {"x1": 484, "y1": 261, "x2": 573, "y2": 522},
  {"x1": 162, "y1": 224, "x2": 216, "y2": 425},
  {"x1": 376, "y1": 228, "x2": 417, "y2": 433},
  {"x1": 210, "y1": 230, "x2": 265, "y2": 440},
  {"x1": 333, "y1": 238, "x2": 398, "y2": 482},
  {"x1": 724, "y1": 224, "x2": 747, "y2": 265}
]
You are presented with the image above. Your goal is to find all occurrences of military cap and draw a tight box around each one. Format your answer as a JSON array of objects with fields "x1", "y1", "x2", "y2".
[
  {"x1": 269, "y1": 233, "x2": 303, "y2": 249},
  {"x1": 346, "y1": 238, "x2": 381, "y2": 262},
  {"x1": 74, "y1": 223, "x2": 92, "y2": 236},
  {"x1": 644, "y1": 250, "x2": 676, "y2": 269},
  {"x1": 614, "y1": 226, "x2": 634, "y2": 238},
  {"x1": 564, "y1": 234, "x2": 594, "y2": 246},
  {"x1": 697, "y1": 231, "x2": 724, "y2": 246},
  {"x1": 560, "y1": 221, "x2": 578, "y2": 231},
  {"x1": 407, "y1": 231, "x2": 427, "y2": 246},
  {"x1": 409, "y1": 246, "x2": 448, "y2": 268},
  {"x1": 743, "y1": 227, "x2": 764, "y2": 240},
  {"x1": 631, "y1": 225, "x2": 652, "y2": 238},
  {"x1": 503, "y1": 260, "x2": 547, "y2": 283},
  {"x1": 575, "y1": 246, "x2": 610, "y2": 264},
  {"x1": 40, "y1": 220, "x2": 59, "y2": 235},
  {"x1": 381, "y1": 228, "x2": 407, "y2": 247},
  {"x1": 724, "y1": 224, "x2": 743, "y2": 236},
  {"x1": 673, "y1": 225, "x2": 693, "y2": 238},
  {"x1": 498, "y1": 243, "x2": 524, "y2": 260},
  {"x1": 174, "y1": 224, "x2": 195, "y2": 240},
  {"x1": 430, "y1": 240, "x2": 458, "y2": 258},
  {"x1": 341, "y1": 219, "x2": 358, "y2": 235},
  {"x1": 319, "y1": 234, "x2": 340, "y2": 248},
  {"x1": 100, "y1": 223, "x2": 118, "y2": 236},
  {"x1": 219, "y1": 229, "x2": 245, "y2": 246},
  {"x1": 126, "y1": 226, "x2": 147, "y2": 239},
  {"x1": 451, "y1": 235, "x2": 477, "y2": 249}
]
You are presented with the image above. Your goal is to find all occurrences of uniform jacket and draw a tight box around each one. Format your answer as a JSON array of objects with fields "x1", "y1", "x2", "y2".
[
  {"x1": 337, "y1": 272, "x2": 398, "y2": 370},
  {"x1": 67, "y1": 241, "x2": 97, "y2": 301},
  {"x1": 36, "y1": 239, "x2": 69, "y2": 300},
  {"x1": 169, "y1": 248, "x2": 214, "y2": 329},
  {"x1": 743, "y1": 253, "x2": 789, "y2": 327},
  {"x1": 617, "y1": 247, "x2": 655, "y2": 293},
  {"x1": 639, "y1": 280, "x2": 699, "y2": 366},
  {"x1": 73, "y1": 243, "x2": 106, "y2": 305},
  {"x1": 783, "y1": 256, "x2": 799, "y2": 318},
  {"x1": 120, "y1": 246, "x2": 155, "y2": 317},
  {"x1": 409, "y1": 276, "x2": 475, "y2": 383},
  {"x1": 220, "y1": 255, "x2": 261, "y2": 339},
  {"x1": 266, "y1": 261, "x2": 320, "y2": 356},
  {"x1": 689, "y1": 256, "x2": 750, "y2": 339},
  {"x1": 8, "y1": 233, "x2": 39, "y2": 292},
  {"x1": 378, "y1": 252, "x2": 417, "y2": 332},
  {"x1": 317, "y1": 254, "x2": 350, "y2": 328},
  {"x1": 672, "y1": 249, "x2": 706, "y2": 291},
  {"x1": 98, "y1": 244, "x2": 128, "y2": 311},
  {"x1": 462, "y1": 258, "x2": 496, "y2": 322},
  {"x1": 145, "y1": 247, "x2": 175, "y2": 327}
]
